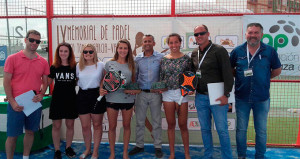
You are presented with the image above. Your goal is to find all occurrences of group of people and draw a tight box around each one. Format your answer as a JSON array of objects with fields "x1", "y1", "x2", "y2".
[{"x1": 4, "y1": 22, "x2": 281, "y2": 159}]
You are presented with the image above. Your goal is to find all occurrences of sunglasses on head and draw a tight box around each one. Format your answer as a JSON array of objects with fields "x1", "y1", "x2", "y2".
[
  {"x1": 83, "y1": 50, "x2": 94, "y2": 54},
  {"x1": 27, "y1": 38, "x2": 41, "y2": 44},
  {"x1": 194, "y1": 31, "x2": 207, "y2": 37}
]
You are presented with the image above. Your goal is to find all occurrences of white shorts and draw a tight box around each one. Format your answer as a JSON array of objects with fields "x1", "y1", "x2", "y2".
[{"x1": 162, "y1": 89, "x2": 188, "y2": 103}]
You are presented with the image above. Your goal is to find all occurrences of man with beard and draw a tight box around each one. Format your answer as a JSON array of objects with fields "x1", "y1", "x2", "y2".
[{"x1": 230, "y1": 23, "x2": 281, "y2": 159}]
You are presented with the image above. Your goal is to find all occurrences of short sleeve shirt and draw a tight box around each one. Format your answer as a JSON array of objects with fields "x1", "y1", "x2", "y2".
[
  {"x1": 230, "y1": 42, "x2": 281, "y2": 102},
  {"x1": 104, "y1": 61, "x2": 135, "y2": 103},
  {"x1": 4, "y1": 50, "x2": 50, "y2": 97}
]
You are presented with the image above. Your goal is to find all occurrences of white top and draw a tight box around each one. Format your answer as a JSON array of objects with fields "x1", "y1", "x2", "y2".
[{"x1": 76, "y1": 62, "x2": 105, "y2": 90}]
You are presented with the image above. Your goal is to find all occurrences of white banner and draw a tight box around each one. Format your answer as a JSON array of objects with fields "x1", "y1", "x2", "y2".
[
  {"x1": 52, "y1": 17, "x2": 243, "y2": 62},
  {"x1": 243, "y1": 15, "x2": 300, "y2": 76}
]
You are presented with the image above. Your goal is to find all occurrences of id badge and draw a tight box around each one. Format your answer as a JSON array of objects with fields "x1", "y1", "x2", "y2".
[
  {"x1": 244, "y1": 68, "x2": 253, "y2": 77},
  {"x1": 196, "y1": 70, "x2": 201, "y2": 78}
]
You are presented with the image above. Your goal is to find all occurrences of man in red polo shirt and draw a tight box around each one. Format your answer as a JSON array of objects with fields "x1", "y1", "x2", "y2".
[{"x1": 3, "y1": 30, "x2": 49, "y2": 159}]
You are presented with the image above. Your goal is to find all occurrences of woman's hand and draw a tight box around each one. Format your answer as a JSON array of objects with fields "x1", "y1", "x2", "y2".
[
  {"x1": 188, "y1": 91, "x2": 195, "y2": 95},
  {"x1": 100, "y1": 88, "x2": 108, "y2": 96}
]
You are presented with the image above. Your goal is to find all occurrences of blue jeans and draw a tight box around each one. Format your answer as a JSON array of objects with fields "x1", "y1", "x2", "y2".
[
  {"x1": 195, "y1": 93, "x2": 233, "y2": 159},
  {"x1": 236, "y1": 98, "x2": 270, "y2": 159}
]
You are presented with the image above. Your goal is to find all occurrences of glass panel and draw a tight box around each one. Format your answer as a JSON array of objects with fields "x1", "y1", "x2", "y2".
[{"x1": 0, "y1": 18, "x2": 48, "y2": 94}]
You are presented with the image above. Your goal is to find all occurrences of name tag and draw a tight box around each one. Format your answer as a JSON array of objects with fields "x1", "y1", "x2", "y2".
[
  {"x1": 244, "y1": 68, "x2": 253, "y2": 77},
  {"x1": 196, "y1": 70, "x2": 201, "y2": 78}
]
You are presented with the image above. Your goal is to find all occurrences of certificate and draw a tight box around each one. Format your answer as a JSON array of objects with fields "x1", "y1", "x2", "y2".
[
  {"x1": 15, "y1": 90, "x2": 42, "y2": 116},
  {"x1": 207, "y1": 82, "x2": 235, "y2": 105}
]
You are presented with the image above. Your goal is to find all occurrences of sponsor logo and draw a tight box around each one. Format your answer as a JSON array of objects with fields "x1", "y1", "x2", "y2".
[
  {"x1": 263, "y1": 20, "x2": 300, "y2": 51},
  {"x1": 188, "y1": 118, "x2": 201, "y2": 130},
  {"x1": 0, "y1": 51, "x2": 5, "y2": 61},
  {"x1": 187, "y1": 35, "x2": 198, "y2": 49},
  {"x1": 188, "y1": 100, "x2": 197, "y2": 112}
]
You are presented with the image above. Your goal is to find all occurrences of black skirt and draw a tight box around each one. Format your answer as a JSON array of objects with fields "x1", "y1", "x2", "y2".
[{"x1": 49, "y1": 89, "x2": 78, "y2": 120}]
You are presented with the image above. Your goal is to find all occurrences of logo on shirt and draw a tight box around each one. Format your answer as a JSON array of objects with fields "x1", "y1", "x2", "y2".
[{"x1": 55, "y1": 72, "x2": 75, "y2": 81}]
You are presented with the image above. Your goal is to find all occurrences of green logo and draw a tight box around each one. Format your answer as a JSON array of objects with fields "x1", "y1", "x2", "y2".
[{"x1": 262, "y1": 34, "x2": 288, "y2": 51}]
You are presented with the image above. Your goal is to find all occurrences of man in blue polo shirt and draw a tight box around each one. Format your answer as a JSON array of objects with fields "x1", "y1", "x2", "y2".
[
  {"x1": 230, "y1": 23, "x2": 281, "y2": 159},
  {"x1": 129, "y1": 34, "x2": 164, "y2": 158}
]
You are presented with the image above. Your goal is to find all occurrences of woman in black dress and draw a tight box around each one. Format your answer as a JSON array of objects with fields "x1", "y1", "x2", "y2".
[{"x1": 48, "y1": 42, "x2": 77, "y2": 159}]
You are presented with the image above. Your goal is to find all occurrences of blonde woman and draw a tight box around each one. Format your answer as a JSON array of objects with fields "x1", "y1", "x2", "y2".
[
  {"x1": 100, "y1": 39, "x2": 136, "y2": 159},
  {"x1": 76, "y1": 44, "x2": 106, "y2": 159}
]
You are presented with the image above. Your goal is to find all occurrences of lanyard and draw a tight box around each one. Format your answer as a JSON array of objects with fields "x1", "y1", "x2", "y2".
[
  {"x1": 197, "y1": 44, "x2": 213, "y2": 69},
  {"x1": 246, "y1": 45, "x2": 260, "y2": 68}
]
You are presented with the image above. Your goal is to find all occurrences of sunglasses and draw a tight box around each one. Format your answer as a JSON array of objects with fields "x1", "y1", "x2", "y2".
[
  {"x1": 83, "y1": 50, "x2": 94, "y2": 54},
  {"x1": 27, "y1": 38, "x2": 41, "y2": 44},
  {"x1": 194, "y1": 31, "x2": 207, "y2": 37}
]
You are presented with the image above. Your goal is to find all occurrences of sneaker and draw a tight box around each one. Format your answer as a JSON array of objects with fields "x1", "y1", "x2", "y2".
[
  {"x1": 155, "y1": 148, "x2": 163, "y2": 158},
  {"x1": 128, "y1": 146, "x2": 144, "y2": 156},
  {"x1": 54, "y1": 150, "x2": 62, "y2": 159},
  {"x1": 65, "y1": 147, "x2": 76, "y2": 158}
]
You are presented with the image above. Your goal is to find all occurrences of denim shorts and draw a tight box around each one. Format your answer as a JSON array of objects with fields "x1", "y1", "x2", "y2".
[
  {"x1": 162, "y1": 89, "x2": 188, "y2": 103},
  {"x1": 7, "y1": 103, "x2": 42, "y2": 137}
]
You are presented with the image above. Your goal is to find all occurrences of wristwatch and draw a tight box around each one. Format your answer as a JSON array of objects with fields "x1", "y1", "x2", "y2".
[{"x1": 225, "y1": 93, "x2": 230, "y2": 98}]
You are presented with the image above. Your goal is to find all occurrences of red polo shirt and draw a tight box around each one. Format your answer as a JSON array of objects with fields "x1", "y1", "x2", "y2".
[{"x1": 4, "y1": 50, "x2": 50, "y2": 98}]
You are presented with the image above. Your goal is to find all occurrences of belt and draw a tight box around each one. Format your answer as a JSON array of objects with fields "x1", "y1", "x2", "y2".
[
  {"x1": 79, "y1": 87, "x2": 99, "y2": 91},
  {"x1": 141, "y1": 89, "x2": 151, "y2": 93},
  {"x1": 199, "y1": 92, "x2": 208, "y2": 95}
]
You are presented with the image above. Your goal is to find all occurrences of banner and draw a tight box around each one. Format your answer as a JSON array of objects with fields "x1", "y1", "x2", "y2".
[
  {"x1": 0, "y1": 46, "x2": 7, "y2": 67},
  {"x1": 243, "y1": 15, "x2": 300, "y2": 76},
  {"x1": 52, "y1": 17, "x2": 243, "y2": 62}
]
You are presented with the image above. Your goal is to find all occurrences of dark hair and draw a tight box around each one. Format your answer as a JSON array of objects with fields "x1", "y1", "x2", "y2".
[
  {"x1": 143, "y1": 34, "x2": 155, "y2": 42},
  {"x1": 247, "y1": 23, "x2": 263, "y2": 32},
  {"x1": 26, "y1": 30, "x2": 41, "y2": 38},
  {"x1": 53, "y1": 42, "x2": 76, "y2": 69},
  {"x1": 166, "y1": 33, "x2": 182, "y2": 44}
]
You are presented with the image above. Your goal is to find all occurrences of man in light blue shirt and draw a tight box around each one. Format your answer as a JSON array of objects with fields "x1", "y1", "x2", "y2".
[{"x1": 129, "y1": 34, "x2": 164, "y2": 158}]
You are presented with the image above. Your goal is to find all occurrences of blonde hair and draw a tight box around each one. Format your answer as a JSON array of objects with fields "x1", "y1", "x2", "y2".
[
  {"x1": 111, "y1": 39, "x2": 135, "y2": 82},
  {"x1": 78, "y1": 44, "x2": 98, "y2": 71}
]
